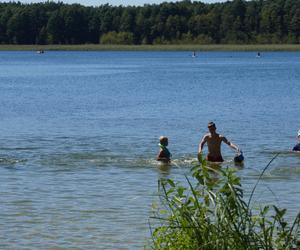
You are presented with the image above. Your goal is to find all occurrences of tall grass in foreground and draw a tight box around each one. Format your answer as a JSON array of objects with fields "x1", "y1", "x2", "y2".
[{"x1": 148, "y1": 157, "x2": 300, "y2": 250}]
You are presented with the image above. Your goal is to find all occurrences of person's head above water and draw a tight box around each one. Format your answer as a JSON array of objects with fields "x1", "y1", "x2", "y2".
[
  {"x1": 159, "y1": 136, "x2": 169, "y2": 146},
  {"x1": 208, "y1": 121, "x2": 216, "y2": 133}
]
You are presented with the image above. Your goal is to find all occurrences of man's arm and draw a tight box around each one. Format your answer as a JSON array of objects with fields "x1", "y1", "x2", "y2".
[
  {"x1": 198, "y1": 135, "x2": 208, "y2": 154},
  {"x1": 198, "y1": 135, "x2": 208, "y2": 161},
  {"x1": 222, "y1": 136, "x2": 240, "y2": 152}
]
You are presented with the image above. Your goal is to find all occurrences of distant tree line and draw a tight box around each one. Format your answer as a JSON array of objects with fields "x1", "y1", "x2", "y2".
[{"x1": 0, "y1": 0, "x2": 299, "y2": 45}]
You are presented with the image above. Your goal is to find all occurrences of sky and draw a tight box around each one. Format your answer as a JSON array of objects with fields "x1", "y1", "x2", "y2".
[{"x1": 0, "y1": 0, "x2": 228, "y2": 7}]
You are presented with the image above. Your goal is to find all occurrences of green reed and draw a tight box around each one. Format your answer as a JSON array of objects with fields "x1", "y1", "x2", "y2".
[{"x1": 147, "y1": 157, "x2": 300, "y2": 250}]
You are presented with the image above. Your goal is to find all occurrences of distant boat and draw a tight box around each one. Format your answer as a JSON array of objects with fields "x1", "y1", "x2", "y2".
[
  {"x1": 192, "y1": 51, "x2": 197, "y2": 58},
  {"x1": 36, "y1": 50, "x2": 45, "y2": 54}
]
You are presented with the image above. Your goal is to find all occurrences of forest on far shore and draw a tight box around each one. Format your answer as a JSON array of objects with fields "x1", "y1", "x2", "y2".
[{"x1": 0, "y1": 0, "x2": 299, "y2": 45}]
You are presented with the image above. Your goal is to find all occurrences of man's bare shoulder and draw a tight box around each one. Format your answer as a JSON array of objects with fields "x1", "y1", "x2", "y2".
[
  {"x1": 219, "y1": 134, "x2": 230, "y2": 143},
  {"x1": 200, "y1": 133, "x2": 210, "y2": 142},
  {"x1": 203, "y1": 133, "x2": 211, "y2": 139}
]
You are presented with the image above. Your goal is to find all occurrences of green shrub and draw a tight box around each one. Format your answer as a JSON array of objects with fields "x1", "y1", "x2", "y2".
[
  {"x1": 148, "y1": 157, "x2": 300, "y2": 249},
  {"x1": 100, "y1": 31, "x2": 134, "y2": 45}
]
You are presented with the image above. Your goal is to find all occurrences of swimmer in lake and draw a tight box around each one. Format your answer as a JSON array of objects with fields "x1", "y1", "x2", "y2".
[
  {"x1": 157, "y1": 136, "x2": 172, "y2": 163},
  {"x1": 198, "y1": 122, "x2": 240, "y2": 162},
  {"x1": 292, "y1": 130, "x2": 300, "y2": 152}
]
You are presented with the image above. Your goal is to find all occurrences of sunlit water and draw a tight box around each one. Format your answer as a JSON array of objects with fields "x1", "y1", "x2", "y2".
[{"x1": 0, "y1": 51, "x2": 299, "y2": 249}]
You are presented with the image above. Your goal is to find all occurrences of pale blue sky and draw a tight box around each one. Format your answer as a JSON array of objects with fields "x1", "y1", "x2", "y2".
[{"x1": 0, "y1": 0, "x2": 228, "y2": 7}]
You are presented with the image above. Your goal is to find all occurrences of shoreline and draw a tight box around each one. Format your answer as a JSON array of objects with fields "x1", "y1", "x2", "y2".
[{"x1": 0, "y1": 44, "x2": 300, "y2": 51}]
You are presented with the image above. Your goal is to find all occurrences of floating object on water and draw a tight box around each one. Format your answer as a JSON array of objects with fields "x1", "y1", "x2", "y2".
[
  {"x1": 234, "y1": 151, "x2": 244, "y2": 163},
  {"x1": 37, "y1": 50, "x2": 45, "y2": 54},
  {"x1": 292, "y1": 130, "x2": 300, "y2": 151},
  {"x1": 192, "y1": 51, "x2": 197, "y2": 58},
  {"x1": 256, "y1": 52, "x2": 261, "y2": 58},
  {"x1": 293, "y1": 143, "x2": 300, "y2": 152}
]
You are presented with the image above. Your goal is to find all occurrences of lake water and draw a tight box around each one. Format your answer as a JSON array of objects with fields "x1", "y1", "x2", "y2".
[{"x1": 0, "y1": 51, "x2": 299, "y2": 249}]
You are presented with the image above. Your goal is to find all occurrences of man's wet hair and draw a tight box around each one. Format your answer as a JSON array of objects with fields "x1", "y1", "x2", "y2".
[{"x1": 208, "y1": 122, "x2": 216, "y2": 128}]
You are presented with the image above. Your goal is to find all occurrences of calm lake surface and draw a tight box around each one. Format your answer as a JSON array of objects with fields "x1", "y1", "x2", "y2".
[{"x1": 0, "y1": 51, "x2": 299, "y2": 249}]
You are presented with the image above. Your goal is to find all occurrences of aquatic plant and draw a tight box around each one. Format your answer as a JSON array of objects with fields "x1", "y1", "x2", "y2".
[{"x1": 147, "y1": 156, "x2": 300, "y2": 250}]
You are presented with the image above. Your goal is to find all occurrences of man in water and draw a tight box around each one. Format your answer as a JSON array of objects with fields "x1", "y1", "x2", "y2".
[
  {"x1": 198, "y1": 122, "x2": 240, "y2": 162},
  {"x1": 292, "y1": 130, "x2": 300, "y2": 152}
]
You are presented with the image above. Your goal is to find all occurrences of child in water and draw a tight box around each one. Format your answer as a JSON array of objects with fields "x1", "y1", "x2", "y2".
[{"x1": 157, "y1": 136, "x2": 172, "y2": 163}]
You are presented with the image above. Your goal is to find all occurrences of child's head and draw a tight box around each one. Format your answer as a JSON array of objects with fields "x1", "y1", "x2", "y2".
[{"x1": 159, "y1": 136, "x2": 168, "y2": 146}]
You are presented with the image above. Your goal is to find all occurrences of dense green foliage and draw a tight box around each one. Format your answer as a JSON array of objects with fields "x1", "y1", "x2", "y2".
[
  {"x1": 148, "y1": 158, "x2": 300, "y2": 249},
  {"x1": 0, "y1": 0, "x2": 299, "y2": 45}
]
